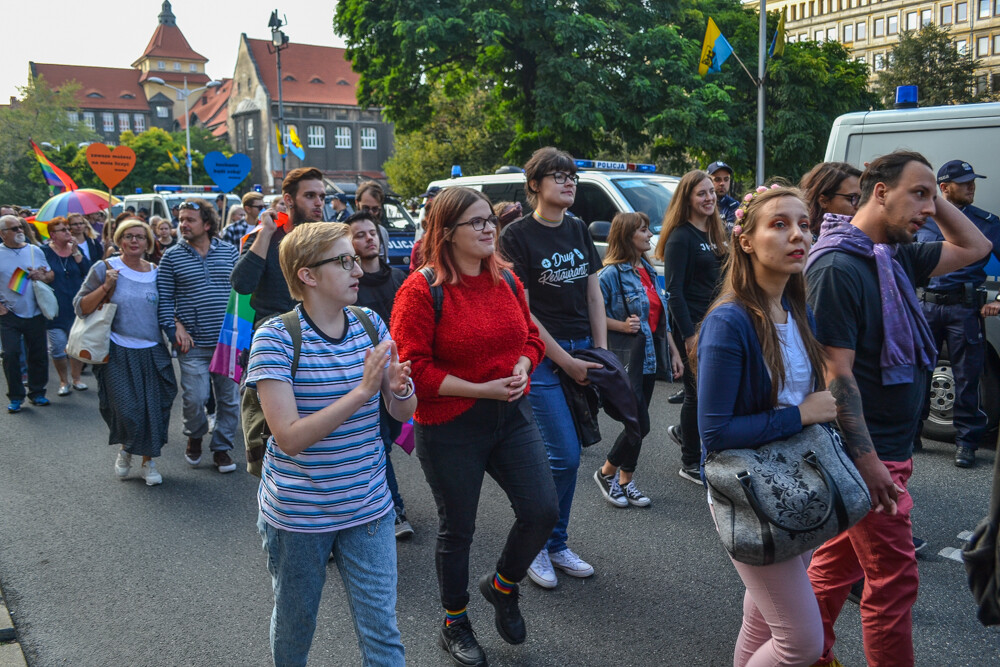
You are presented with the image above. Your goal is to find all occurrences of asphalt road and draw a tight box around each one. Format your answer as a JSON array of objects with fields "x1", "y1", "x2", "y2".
[{"x1": 1, "y1": 370, "x2": 998, "y2": 666}]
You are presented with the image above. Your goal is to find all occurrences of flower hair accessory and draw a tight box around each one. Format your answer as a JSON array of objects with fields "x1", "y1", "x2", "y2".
[{"x1": 733, "y1": 184, "x2": 782, "y2": 235}]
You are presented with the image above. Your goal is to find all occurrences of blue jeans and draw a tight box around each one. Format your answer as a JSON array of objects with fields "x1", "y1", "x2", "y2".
[
  {"x1": 257, "y1": 511, "x2": 405, "y2": 667},
  {"x1": 529, "y1": 336, "x2": 591, "y2": 553}
]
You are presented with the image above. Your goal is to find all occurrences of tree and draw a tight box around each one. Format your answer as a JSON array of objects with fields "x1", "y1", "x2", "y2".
[{"x1": 876, "y1": 24, "x2": 988, "y2": 107}]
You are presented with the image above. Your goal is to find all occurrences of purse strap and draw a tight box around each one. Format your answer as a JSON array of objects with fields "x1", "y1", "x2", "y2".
[
  {"x1": 737, "y1": 450, "x2": 839, "y2": 534},
  {"x1": 97, "y1": 259, "x2": 116, "y2": 305}
]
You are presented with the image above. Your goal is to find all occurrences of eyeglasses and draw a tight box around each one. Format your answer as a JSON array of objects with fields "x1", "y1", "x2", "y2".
[
  {"x1": 454, "y1": 215, "x2": 499, "y2": 232},
  {"x1": 360, "y1": 205, "x2": 382, "y2": 217},
  {"x1": 122, "y1": 234, "x2": 147, "y2": 242},
  {"x1": 178, "y1": 202, "x2": 201, "y2": 210},
  {"x1": 831, "y1": 192, "x2": 861, "y2": 207},
  {"x1": 50, "y1": 228, "x2": 71, "y2": 234},
  {"x1": 310, "y1": 253, "x2": 361, "y2": 272},
  {"x1": 69, "y1": 222, "x2": 86, "y2": 227},
  {"x1": 1, "y1": 224, "x2": 23, "y2": 232},
  {"x1": 543, "y1": 172, "x2": 579, "y2": 185},
  {"x1": 245, "y1": 202, "x2": 263, "y2": 210}
]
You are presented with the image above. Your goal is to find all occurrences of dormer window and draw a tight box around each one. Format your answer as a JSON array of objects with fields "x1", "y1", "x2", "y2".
[
  {"x1": 120, "y1": 93, "x2": 135, "y2": 99},
  {"x1": 283, "y1": 75, "x2": 296, "y2": 82},
  {"x1": 86, "y1": 92, "x2": 104, "y2": 98},
  {"x1": 310, "y1": 77, "x2": 324, "y2": 84},
  {"x1": 337, "y1": 79, "x2": 350, "y2": 85}
]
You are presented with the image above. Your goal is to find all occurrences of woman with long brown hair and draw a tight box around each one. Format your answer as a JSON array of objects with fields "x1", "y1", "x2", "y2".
[
  {"x1": 392, "y1": 186, "x2": 557, "y2": 666},
  {"x1": 696, "y1": 186, "x2": 836, "y2": 666},
  {"x1": 653, "y1": 169, "x2": 727, "y2": 485},
  {"x1": 799, "y1": 161, "x2": 863, "y2": 238}
]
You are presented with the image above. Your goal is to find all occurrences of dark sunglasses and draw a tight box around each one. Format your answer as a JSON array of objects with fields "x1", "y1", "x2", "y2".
[
  {"x1": 831, "y1": 192, "x2": 861, "y2": 207},
  {"x1": 454, "y1": 215, "x2": 499, "y2": 232},
  {"x1": 2, "y1": 224, "x2": 23, "y2": 232},
  {"x1": 178, "y1": 202, "x2": 201, "y2": 210},
  {"x1": 310, "y1": 253, "x2": 361, "y2": 272}
]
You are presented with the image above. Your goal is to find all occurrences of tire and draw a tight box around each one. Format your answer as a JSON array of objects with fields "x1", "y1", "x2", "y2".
[{"x1": 922, "y1": 349, "x2": 1000, "y2": 446}]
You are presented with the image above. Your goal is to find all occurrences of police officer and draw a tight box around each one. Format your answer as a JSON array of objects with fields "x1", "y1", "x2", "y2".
[
  {"x1": 915, "y1": 160, "x2": 1000, "y2": 468},
  {"x1": 707, "y1": 161, "x2": 739, "y2": 227}
]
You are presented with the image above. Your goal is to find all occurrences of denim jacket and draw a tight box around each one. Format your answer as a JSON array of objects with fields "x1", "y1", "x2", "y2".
[{"x1": 598, "y1": 258, "x2": 670, "y2": 375}]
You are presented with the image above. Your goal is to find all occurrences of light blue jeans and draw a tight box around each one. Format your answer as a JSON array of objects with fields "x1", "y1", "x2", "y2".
[
  {"x1": 529, "y1": 336, "x2": 591, "y2": 553},
  {"x1": 257, "y1": 511, "x2": 405, "y2": 667},
  {"x1": 177, "y1": 346, "x2": 239, "y2": 451}
]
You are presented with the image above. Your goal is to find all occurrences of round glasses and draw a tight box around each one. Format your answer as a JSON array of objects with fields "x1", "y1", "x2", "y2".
[
  {"x1": 310, "y1": 253, "x2": 361, "y2": 271},
  {"x1": 454, "y1": 215, "x2": 499, "y2": 232},
  {"x1": 831, "y1": 192, "x2": 861, "y2": 207}
]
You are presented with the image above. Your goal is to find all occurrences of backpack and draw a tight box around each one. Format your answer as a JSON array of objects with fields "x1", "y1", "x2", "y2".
[
  {"x1": 241, "y1": 305, "x2": 380, "y2": 477},
  {"x1": 418, "y1": 266, "x2": 518, "y2": 322}
]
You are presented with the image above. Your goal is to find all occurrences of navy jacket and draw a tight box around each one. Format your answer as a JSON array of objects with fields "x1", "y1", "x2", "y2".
[{"x1": 914, "y1": 204, "x2": 1000, "y2": 291}]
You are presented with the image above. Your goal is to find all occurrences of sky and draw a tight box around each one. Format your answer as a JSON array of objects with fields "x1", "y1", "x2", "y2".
[{"x1": 1, "y1": 0, "x2": 347, "y2": 102}]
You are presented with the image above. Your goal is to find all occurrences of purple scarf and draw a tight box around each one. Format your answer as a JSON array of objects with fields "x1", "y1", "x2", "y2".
[{"x1": 807, "y1": 214, "x2": 936, "y2": 386}]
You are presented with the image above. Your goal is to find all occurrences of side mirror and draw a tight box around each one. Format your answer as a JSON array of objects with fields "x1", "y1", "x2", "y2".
[{"x1": 589, "y1": 220, "x2": 612, "y2": 243}]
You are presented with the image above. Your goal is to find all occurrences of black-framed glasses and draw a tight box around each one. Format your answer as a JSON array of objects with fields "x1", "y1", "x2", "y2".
[
  {"x1": 178, "y1": 202, "x2": 201, "y2": 210},
  {"x1": 360, "y1": 205, "x2": 382, "y2": 217},
  {"x1": 454, "y1": 215, "x2": 499, "y2": 232},
  {"x1": 310, "y1": 253, "x2": 361, "y2": 272},
  {"x1": 1, "y1": 224, "x2": 23, "y2": 232},
  {"x1": 543, "y1": 172, "x2": 579, "y2": 185},
  {"x1": 831, "y1": 192, "x2": 861, "y2": 207}
]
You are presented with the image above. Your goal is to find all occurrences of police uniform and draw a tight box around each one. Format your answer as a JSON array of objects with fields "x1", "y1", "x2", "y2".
[
  {"x1": 707, "y1": 161, "x2": 739, "y2": 227},
  {"x1": 915, "y1": 160, "x2": 1000, "y2": 466}
]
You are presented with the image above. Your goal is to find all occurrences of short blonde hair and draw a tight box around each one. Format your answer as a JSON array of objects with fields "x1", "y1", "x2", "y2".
[
  {"x1": 113, "y1": 218, "x2": 155, "y2": 253},
  {"x1": 279, "y1": 222, "x2": 350, "y2": 301}
]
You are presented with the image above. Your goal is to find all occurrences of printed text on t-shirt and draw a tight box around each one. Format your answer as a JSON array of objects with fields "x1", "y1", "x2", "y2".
[{"x1": 538, "y1": 248, "x2": 588, "y2": 287}]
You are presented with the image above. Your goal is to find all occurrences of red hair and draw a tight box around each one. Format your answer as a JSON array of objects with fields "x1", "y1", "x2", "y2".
[{"x1": 420, "y1": 186, "x2": 511, "y2": 286}]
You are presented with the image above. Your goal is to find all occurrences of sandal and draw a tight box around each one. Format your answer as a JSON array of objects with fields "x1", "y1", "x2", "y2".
[{"x1": 58, "y1": 385, "x2": 71, "y2": 396}]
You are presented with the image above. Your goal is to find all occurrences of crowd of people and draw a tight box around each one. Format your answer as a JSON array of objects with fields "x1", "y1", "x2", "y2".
[{"x1": 1, "y1": 146, "x2": 999, "y2": 667}]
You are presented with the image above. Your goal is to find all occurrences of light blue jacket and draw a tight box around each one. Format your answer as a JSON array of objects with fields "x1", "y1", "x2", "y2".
[{"x1": 598, "y1": 257, "x2": 670, "y2": 375}]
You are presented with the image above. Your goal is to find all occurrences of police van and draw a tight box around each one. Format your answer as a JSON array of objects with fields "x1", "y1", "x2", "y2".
[
  {"x1": 826, "y1": 101, "x2": 1000, "y2": 442},
  {"x1": 110, "y1": 185, "x2": 241, "y2": 221}
]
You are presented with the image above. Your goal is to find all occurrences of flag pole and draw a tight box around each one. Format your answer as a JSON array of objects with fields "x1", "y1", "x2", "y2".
[
  {"x1": 757, "y1": 0, "x2": 767, "y2": 186},
  {"x1": 728, "y1": 50, "x2": 758, "y2": 89}
]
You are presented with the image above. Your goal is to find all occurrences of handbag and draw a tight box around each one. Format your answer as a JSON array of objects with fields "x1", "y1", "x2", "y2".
[
  {"x1": 29, "y1": 246, "x2": 58, "y2": 320},
  {"x1": 605, "y1": 266, "x2": 646, "y2": 393},
  {"x1": 66, "y1": 261, "x2": 117, "y2": 364},
  {"x1": 962, "y1": 432, "x2": 1000, "y2": 626},
  {"x1": 704, "y1": 423, "x2": 872, "y2": 566}
]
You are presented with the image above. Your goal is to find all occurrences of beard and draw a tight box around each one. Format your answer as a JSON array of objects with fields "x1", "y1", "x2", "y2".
[
  {"x1": 884, "y1": 222, "x2": 915, "y2": 245},
  {"x1": 291, "y1": 202, "x2": 320, "y2": 224},
  {"x1": 360, "y1": 248, "x2": 380, "y2": 261},
  {"x1": 13, "y1": 233, "x2": 25, "y2": 245}
]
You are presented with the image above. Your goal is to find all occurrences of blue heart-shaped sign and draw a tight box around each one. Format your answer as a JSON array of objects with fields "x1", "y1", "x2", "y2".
[{"x1": 204, "y1": 151, "x2": 252, "y2": 192}]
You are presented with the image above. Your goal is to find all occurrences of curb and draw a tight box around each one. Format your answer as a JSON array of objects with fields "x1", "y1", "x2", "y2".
[{"x1": 0, "y1": 589, "x2": 27, "y2": 667}]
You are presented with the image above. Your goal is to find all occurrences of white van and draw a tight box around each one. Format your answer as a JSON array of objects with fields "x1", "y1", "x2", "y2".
[{"x1": 826, "y1": 101, "x2": 1000, "y2": 442}]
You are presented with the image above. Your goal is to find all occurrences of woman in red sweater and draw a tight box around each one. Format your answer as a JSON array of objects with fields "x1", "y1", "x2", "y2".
[{"x1": 392, "y1": 187, "x2": 558, "y2": 667}]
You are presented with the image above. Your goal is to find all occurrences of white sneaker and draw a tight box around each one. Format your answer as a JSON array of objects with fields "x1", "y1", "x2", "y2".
[
  {"x1": 140, "y1": 460, "x2": 162, "y2": 486},
  {"x1": 549, "y1": 548, "x2": 594, "y2": 578},
  {"x1": 527, "y1": 549, "x2": 558, "y2": 589},
  {"x1": 114, "y1": 450, "x2": 132, "y2": 479}
]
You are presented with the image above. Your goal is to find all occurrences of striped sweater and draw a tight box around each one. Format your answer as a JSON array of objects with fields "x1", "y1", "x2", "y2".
[{"x1": 156, "y1": 238, "x2": 238, "y2": 346}]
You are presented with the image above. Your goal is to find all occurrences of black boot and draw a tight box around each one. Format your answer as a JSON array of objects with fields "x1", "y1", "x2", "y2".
[
  {"x1": 439, "y1": 617, "x2": 487, "y2": 666},
  {"x1": 479, "y1": 573, "x2": 526, "y2": 644}
]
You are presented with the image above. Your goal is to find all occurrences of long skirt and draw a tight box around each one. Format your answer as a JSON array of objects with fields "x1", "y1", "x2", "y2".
[{"x1": 95, "y1": 342, "x2": 177, "y2": 457}]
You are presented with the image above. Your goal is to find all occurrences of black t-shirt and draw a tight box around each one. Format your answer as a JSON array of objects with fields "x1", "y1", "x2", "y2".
[
  {"x1": 662, "y1": 223, "x2": 724, "y2": 339},
  {"x1": 806, "y1": 241, "x2": 942, "y2": 461},
  {"x1": 500, "y1": 214, "x2": 602, "y2": 340}
]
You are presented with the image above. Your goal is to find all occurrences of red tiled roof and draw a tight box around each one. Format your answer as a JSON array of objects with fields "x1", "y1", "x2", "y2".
[
  {"x1": 246, "y1": 38, "x2": 359, "y2": 106},
  {"x1": 138, "y1": 69, "x2": 210, "y2": 85},
  {"x1": 30, "y1": 63, "x2": 149, "y2": 112},
  {"x1": 135, "y1": 23, "x2": 207, "y2": 63},
  {"x1": 181, "y1": 78, "x2": 231, "y2": 131}
]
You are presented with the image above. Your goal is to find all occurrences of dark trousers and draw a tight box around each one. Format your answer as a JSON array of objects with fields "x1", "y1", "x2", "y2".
[
  {"x1": 379, "y1": 401, "x2": 405, "y2": 511},
  {"x1": 672, "y1": 327, "x2": 701, "y2": 468},
  {"x1": 0, "y1": 313, "x2": 48, "y2": 401},
  {"x1": 921, "y1": 302, "x2": 987, "y2": 450},
  {"x1": 606, "y1": 373, "x2": 656, "y2": 472},
  {"x1": 415, "y1": 398, "x2": 559, "y2": 611}
]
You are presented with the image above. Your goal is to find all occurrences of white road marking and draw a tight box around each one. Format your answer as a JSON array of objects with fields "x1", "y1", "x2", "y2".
[
  {"x1": 957, "y1": 531, "x2": 973, "y2": 541},
  {"x1": 939, "y1": 547, "x2": 965, "y2": 563}
]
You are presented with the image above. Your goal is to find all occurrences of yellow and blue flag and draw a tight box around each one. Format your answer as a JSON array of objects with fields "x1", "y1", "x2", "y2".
[
  {"x1": 275, "y1": 122, "x2": 286, "y2": 156},
  {"x1": 699, "y1": 18, "x2": 734, "y2": 77},
  {"x1": 770, "y1": 8, "x2": 787, "y2": 58},
  {"x1": 287, "y1": 125, "x2": 305, "y2": 160},
  {"x1": 167, "y1": 150, "x2": 180, "y2": 169}
]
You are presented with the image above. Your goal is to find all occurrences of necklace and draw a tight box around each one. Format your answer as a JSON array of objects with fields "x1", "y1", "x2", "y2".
[{"x1": 533, "y1": 210, "x2": 562, "y2": 225}]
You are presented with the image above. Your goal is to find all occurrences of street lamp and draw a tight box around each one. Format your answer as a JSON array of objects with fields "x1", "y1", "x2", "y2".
[
  {"x1": 148, "y1": 76, "x2": 222, "y2": 186},
  {"x1": 268, "y1": 10, "x2": 290, "y2": 184}
]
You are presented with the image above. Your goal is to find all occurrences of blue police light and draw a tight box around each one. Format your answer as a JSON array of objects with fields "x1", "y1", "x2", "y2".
[
  {"x1": 895, "y1": 85, "x2": 918, "y2": 109},
  {"x1": 253, "y1": 184, "x2": 262, "y2": 193},
  {"x1": 451, "y1": 165, "x2": 463, "y2": 178},
  {"x1": 135, "y1": 188, "x2": 142, "y2": 194}
]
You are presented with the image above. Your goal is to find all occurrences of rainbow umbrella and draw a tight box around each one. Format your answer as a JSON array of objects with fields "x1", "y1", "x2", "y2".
[{"x1": 35, "y1": 189, "x2": 121, "y2": 221}]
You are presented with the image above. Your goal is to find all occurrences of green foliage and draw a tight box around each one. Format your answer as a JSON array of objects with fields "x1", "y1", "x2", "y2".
[{"x1": 876, "y1": 24, "x2": 989, "y2": 107}]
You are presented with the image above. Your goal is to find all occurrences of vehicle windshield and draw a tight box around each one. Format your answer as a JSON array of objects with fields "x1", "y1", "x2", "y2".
[{"x1": 611, "y1": 177, "x2": 677, "y2": 232}]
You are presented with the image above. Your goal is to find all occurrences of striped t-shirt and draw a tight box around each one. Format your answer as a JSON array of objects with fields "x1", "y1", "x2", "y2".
[{"x1": 246, "y1": 305, "x2": 393, "y2": 533}]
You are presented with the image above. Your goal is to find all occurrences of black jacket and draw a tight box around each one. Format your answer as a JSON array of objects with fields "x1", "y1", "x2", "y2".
[
  {"x1": 356, "y1": 259, "x2": 407, "y2": 325},
  {"x1": 557, "y1": 347, "x2": 641, "y2": 448}
]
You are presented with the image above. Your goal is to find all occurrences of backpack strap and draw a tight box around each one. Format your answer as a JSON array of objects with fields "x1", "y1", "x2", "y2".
[
  {"x1": 419, "y1": 266, "x2": 444, "y2": 323},
  {"x1": 501, "y1": 269, "x2": 517, "y2": 296},
  {"x1": 279, "y1": 310, "x2": 302, "y2": 377},
  {"x1": 346, "y1": 305, "x2": 380, "y2": 347}
]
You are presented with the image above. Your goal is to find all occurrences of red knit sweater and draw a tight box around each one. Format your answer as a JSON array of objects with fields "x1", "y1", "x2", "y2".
[{"x1": 390, "y1": 270, "x2": 545, "y2": 425}]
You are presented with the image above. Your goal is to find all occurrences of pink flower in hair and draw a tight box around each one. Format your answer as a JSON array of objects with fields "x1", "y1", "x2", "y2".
[
  {"x1": 743, "y1": 193, "x2": 753, "y2": 202},
  {"x1": 733, "y1": 225, "x2": 743, "y2": 236}
]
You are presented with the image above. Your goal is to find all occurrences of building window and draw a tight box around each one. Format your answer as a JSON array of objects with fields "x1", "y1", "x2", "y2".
[
  {"x1": 994, "y1": 34, "x2": 1000, "y2": 53},
  {"x1": 247, "y1": 118, "x2": 254, "y2": 150},
  {"x1": 874, "y1": 53, "x2": 885, "y2": 70},
  {"x1": 856, "y1": 22, "x2": 867, "y2": 39},
  {"x1": 799, "y1": 32, "x2": 808, "y2": 41},
  {"x1": 360, "y1": 127, "x2": 377, "y2": 150},
  {"x1": 942, "y1": 4, "x2": 953, "y2": 22},
  {"x1": 827, "y1": 27, "x2": 837, "y2": 41},
  {"x1": 844, "y1": 23, "x2": 854, "y2": 41},
  {"x1": 173, "y1": 62, "x2": 181, "y2": 71},
  {"x1": 67, "y1": 111, "x2": 79, "y2": 124},
  {"x1": 335, "y1": 126, "x2": 351, "y2": 149},
  {"x1": 102, "y1": 112, "x2": 114, "y2": 132},
  {"x1": 978, "y1": 35, "x2": 990, "y2": 55},
  {"x1": 874, "y1": 17, "x2": 885, "y2": 36},
  {"x1": 791, "y1": 6, "x2": 797, "y2": 19},
  {"x1": 957, "y1": 39, "x2": 968, "y2": 54},
  {"x1": 188, "y1": 63, "x2": 197, "y2": 73},
  {"x1": 979, "y1": 0, "x2": 991, "y2": 18},
  {"x1": 156, "y1": 106, "x2": 169, "y2": 118},
  {"x1": 157, "y1": 60, "x2": 165, "y2": 70},
  {"x1": 133, "y1": 115, "x2": 145, "y2": 133},
  {"x1": 815, "y1": 29, "x2": 824, "y2": 41},
  {"x1": 307, "y1": 125, "x2": 325, "y2": 148},
  {"x1": 888, "y1": 15, "x2": 898, "y2": 34},
  {"x1": 921, "y1": 9, "x2": 932, "y2": 25},
  {"x1": 957, "y1": 2, "x2": 968, "y2": 20},
  {"x1": 83, "y1": 112, "x2": 95, "y2": 131},
  {"x1": 906, "y1": 12, "x2": 918, "y2": 30},
  {"x1": 977, "y1": 74, "x2": 988, "y2": 95},
  {"x1": 118, "y1": 113, "x2": 129, "y2": 133}
]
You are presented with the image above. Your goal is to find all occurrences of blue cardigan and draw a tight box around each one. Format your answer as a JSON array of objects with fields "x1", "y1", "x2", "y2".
[{"x1": 697, "y1": 300, "x2": 818, "y2": 464}]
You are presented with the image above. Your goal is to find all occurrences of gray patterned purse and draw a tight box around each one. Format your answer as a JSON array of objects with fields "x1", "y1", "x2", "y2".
[{"x1": 705, "y1": 423, "x2": 871, "y2": 566}]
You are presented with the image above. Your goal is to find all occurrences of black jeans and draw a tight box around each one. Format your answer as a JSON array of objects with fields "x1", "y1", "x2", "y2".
[
  {"x1": 0, "y1": 313, "x2": 48, "y2": 401},
  {"x1": 672, "y1": 327, "x2": 701, "y2": 468},
  {"x1": 606, "y1": 373, "x2": 656, "y2": 472},
  {"x1": 415, "y1": 398, "x2": 559, "y2": 611}
]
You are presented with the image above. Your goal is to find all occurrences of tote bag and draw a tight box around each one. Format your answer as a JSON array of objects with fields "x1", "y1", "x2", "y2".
[
  {"x1": 66, "y1": 261, "x2": 116, "y2": 364},
  {"x1": 29, "y1": 246, "x2": 58, "y2": 320}
]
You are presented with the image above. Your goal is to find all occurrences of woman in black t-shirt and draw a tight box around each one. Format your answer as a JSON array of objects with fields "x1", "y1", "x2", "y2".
[
  {"x1": 654, "y1": 170, "x2": 728, "y2": 484},
  {"x1": 499, "y1": 147, "x2": 606, "y2": 590}
]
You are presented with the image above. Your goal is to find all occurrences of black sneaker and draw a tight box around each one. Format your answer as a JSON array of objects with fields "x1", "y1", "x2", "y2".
[
  {"x1": 678, "y1": 466, "x2": 701, "y2": 485},
  {"x1": 439, "y1": 616, "x2": 487, "y2": 666},
  {"x1": 913, "y1": 536, "x2": 928, "y2": 554},
  {"x1": 667, "y1": 388, "x2": 684, "y2": 404},
  {"x1": 394, "y1": 511, "x2": 414, "y2": 539},
  {"x1": 594, "y1": 469, "x2": 628, "y2": 508},
  {"x1": 955, "y1": 446, "x2": 975, "y2": 468},
  {"x1": 479, "y1": 573, "x2": 526, "y2": 645},
  {"x1": 668, "y1": 425, "x2": 684, "y2": 447},
  {"x1": 847, "y1": 577, "x2": 864, "y2": 605}
]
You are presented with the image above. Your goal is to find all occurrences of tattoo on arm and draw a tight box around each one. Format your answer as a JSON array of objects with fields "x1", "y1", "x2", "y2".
[{"x1": 828, "y1": 374, "x2": 875, "y2": 460}]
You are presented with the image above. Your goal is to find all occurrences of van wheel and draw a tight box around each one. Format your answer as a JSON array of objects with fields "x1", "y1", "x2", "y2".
[{"x1": 922, "y1": 351, "x2": 1000, "y2": 446}]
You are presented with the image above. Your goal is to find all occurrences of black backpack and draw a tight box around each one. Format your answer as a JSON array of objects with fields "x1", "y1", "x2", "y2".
[{"x1": 418, "y1": 266, "x2": 518, "y2": 322}]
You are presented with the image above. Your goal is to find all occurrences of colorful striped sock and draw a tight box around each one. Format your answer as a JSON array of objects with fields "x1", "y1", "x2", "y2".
[
  {"x1": 444, "y1": 607, "x2": 467, "y2": 626},
  {"x1": 492, "y1": 571, "x2": 515, "y2": 595}
]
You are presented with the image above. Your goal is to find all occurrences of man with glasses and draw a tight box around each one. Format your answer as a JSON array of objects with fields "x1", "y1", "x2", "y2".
[
  {"x1": 0, "y1": 214, "x2": 55, "y2": 412},
  {"x1": 914, "y1": 160, "x2": 1000, "y2": 468},
  {"x1": 157, "y1": 199, "x2": 240, "y2": 473}
]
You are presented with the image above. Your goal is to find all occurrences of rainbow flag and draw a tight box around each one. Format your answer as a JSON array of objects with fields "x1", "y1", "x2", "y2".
[
  {"x1": 25, "y1": 216, "x2": 50, "y2": 243},
  {"x1": 30, "y1": 140, "x2": 77, "y2": 191},
  {"x1": 209, "y1": 290, "x2": 256, "y2": 384},
  {"x1": 8, "y1": 267, "x2": 29, "y2": 294}
]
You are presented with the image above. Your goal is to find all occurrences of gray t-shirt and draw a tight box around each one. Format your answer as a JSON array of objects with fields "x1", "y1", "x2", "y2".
[
  {"x1": 0, "y1": 243, "x2": 48, "y2": 318},
  {"x1": 74, "y1": 257, "x2": 161, "y2": 348}
]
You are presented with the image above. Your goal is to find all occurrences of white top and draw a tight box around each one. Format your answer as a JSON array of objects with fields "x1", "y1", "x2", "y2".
[{"x1": 774, "y1": 316, "x2": 814, "y2": 409}]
